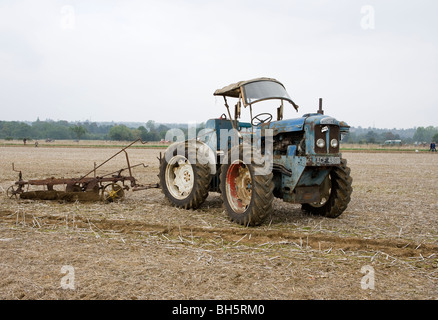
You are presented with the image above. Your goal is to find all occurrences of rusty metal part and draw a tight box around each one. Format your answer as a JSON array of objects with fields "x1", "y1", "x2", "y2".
[
  {"x1": 101, "y1": 183, "x2": 125, "y2": 203},
  {"x1": 8, "y1": 139, "x2": 160, "y2": 202},
  {"x1": 131, "y1": 183, "x2": 160, "y2": 192}
]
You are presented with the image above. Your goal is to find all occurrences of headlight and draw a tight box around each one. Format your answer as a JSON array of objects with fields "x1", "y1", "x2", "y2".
[
  {"x1": 330, "y1": 139, "x2": 338, "y2": 148},
  {"x1": 316, "y1": 138, "x2": 325, "y2": 148}
]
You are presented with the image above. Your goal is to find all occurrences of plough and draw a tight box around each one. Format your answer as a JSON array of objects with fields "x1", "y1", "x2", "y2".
[{"x1": 6, "y1": 139, "x2": 159, "y2": 202}]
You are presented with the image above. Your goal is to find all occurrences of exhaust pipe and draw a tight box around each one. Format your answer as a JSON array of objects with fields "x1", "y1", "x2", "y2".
[{"x1": 317, "y1": 98, "x2": 324, "y2": 115}]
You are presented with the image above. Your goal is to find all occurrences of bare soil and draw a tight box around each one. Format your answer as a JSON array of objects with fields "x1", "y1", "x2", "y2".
[{"x1": 0, "y1": 145, "x2": 437, "y2": 300}]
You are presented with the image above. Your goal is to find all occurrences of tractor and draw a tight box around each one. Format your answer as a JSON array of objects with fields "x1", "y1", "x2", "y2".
[{"x1": 159, "y1": 77, "x2": 353, "y2": 226}]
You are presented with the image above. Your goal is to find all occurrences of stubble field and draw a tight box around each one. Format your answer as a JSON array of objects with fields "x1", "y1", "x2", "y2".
[{"x1": 0, "y1": 144, "x2": 437, "y2": 300}]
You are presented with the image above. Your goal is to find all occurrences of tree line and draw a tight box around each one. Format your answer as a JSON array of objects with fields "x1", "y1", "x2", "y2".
[
  {"x1": 0, "y1": 119, "x2": 202, "y2": 142},
  {"x1": 343, "y1": 126, "x2": 438, "y2": 145},
  {"x1": 0, "y1": 119, "x2": 436, "y2": 144}
]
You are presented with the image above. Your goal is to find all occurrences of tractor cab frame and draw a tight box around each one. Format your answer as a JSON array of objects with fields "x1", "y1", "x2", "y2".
[{"x1": 213, "y1": 77, "x2": 299, "y2": 130}]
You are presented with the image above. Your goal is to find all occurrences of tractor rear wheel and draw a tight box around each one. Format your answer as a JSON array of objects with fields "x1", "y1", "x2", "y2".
[
  {"x1": 220, "y1": 145, "x2": 274, "y2": 226},
  {"x1": 159, "y1": 142, "x2": 211, "y2": 209},
  {"x1": 301, "y1": 159, "x2": 353, "y2": 218}
]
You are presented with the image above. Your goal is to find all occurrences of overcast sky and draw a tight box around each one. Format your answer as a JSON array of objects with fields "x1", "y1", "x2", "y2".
[{"x1": 0, "y1": 0, "x2": 437, "y2": 129}]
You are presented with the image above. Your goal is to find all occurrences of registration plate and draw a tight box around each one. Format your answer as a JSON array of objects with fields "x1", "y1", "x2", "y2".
[{"x1": 314, "y1": 156, "x2": 341, "y2": 165}]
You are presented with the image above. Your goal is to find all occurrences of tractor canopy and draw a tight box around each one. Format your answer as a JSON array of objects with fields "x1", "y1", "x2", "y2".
[{"x1": 214, "y1": 77, "x2": 299, "y2": 111}]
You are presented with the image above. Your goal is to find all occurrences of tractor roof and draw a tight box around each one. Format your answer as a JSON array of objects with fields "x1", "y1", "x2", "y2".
[
  {"x1": 213, "y1": 77, "x2": 282, "y2": 98},
  {"x1": 214, "y1": 77, "x2": 298, "y2": 110}
]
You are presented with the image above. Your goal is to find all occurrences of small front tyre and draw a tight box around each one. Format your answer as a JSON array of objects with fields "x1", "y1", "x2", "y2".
[{"x1": 301, "y1": 159, "x2": 353, "y2": 218}]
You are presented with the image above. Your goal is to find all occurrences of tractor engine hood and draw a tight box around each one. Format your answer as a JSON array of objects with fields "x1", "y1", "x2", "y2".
[
  {"x1": 262, "y1": 118, "x2": 305, "y2": 135},
  {"x1": 260, "y1": 114, "x2": 349, "y2": 136},
  {"x1": 259, "y1": 113, "x2": 350, "y2": 136}
]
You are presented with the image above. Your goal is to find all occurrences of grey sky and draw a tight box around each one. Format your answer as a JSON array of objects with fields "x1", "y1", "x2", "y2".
[{"x1": 0, "y1": 0, "x2": 437, "y2": 129}]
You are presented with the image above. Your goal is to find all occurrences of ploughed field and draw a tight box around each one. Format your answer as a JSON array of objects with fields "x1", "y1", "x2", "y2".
[{"x1": 0, "y1": 145, "x2": 437, "y2": 299}]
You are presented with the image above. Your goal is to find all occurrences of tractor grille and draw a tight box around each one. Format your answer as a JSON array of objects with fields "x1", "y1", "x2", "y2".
[{"x1": 314, "y1": 125, "x2": 340, "y2": 154}]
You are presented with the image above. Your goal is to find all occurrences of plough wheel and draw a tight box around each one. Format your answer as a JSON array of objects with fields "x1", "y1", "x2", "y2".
[
  {"x1": 101, "y1": 183, "x2": 125, "y2": 203},
  {"x1": 7, "y1": 185, "x2": 20, "y2": 199}
]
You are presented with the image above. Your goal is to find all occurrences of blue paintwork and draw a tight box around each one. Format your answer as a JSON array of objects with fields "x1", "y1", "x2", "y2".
[
  {"x1": 203, "y1": 119, "x2": 252, "y2": 151},
  {"x1": 297, "y1": 169, "x2": 330, "y2": 187},
  {"x1": 304, "y1": 114, "x2": 340, "y2": 126},
  {"x1": 263, "y1": 114, "x2": 346, "y2": 203},
  {"x1": 303, "y1": 115, "x2": 344, "y2": 156},
  {"x1": 262, "y1": 117, "x2": 305, "y2": 134},
  {"x1": 279, "y1": 156, "x2": 306, "y2": 203},
  {"x1": 287, "y1": 145, "x2": 296, "y2": 156},
  {"x1": 202, "y1": 113, "x2": 349, "y2": 204},
  {"x1": 274, "y1": 155, "x2": 331, "y2": 202},
  {"x1": 260, "y1": 114, "x2": 341, "y2": 135}
]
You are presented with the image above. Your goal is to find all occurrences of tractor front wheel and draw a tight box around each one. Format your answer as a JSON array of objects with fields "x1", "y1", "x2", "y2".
[{"x1": 301, "y1": 159, "x2": 353, "y2": 218}]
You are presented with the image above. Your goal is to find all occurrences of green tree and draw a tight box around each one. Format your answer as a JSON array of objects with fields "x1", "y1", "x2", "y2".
[
  {"x1": 382, "y1": 131, "x2": 399, "y2": 141},
  {"x1": 145, "y1": 120, "x2": 155, "y2": 131},
  {"x1": 365, "y1": 130, "x2": 377, "y2": 144},
  {"x1": 341, "y1": 132, "x2": 355, "y2": 143},
  {"x1": 108, "y1": 125, "x2": 134, "y2": 141},
  {"x1": 0, "y1": 122, "x2": 14, "y2": 138},
  {"x1": 70, "y1": 125, "x2": 87, "y2": 140},
  {"x1": 137, "y1": 126, "x2": 149, "y2": 141},
  {"x1": 413, "y1": 126, "x2": 438, "y2": 143}
]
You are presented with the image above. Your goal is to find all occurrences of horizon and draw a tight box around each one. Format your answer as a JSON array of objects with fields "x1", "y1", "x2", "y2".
[
  {"x1": 0, "y1": 118, "x2": 432, "y2": 130},
  {"x1": 0, "y1": 117, "x2": 431, "y2": 131}
]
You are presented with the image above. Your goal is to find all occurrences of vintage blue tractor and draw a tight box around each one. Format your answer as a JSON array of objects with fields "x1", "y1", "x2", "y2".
[{"x1": 159, "y1": 78, "x2": 353, "y2": 226}]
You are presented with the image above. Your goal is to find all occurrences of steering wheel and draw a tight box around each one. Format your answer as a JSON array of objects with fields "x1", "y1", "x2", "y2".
[{"x1": 251, "y1": 113, "x2": 273, "y2": 126}]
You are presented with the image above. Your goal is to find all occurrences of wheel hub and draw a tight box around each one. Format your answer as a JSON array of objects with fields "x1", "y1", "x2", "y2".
[
  {"x1": 173, "y1": 160, "x2": 194, "y2": 195},
  {"x1": 226, "y1": 162, "x2": 252, "y2": 213},
  {"x1": 235, "y1": 166, "x2": 252, "y2": 207},
  {"x1": 165, "y1": 156, "x2": 194, "y2": 199}
]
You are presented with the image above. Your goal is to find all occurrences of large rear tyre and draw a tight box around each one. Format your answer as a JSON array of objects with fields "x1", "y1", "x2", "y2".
[
  {"x1": 159, "y1": 142, "x2": 211, "y2": 209},
  {"x1": 301, "y1": 159, "x2": 353, "y2": 218},
  {"x1": 220, "y1": 145, "x2": 274, "y2": 226}
]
